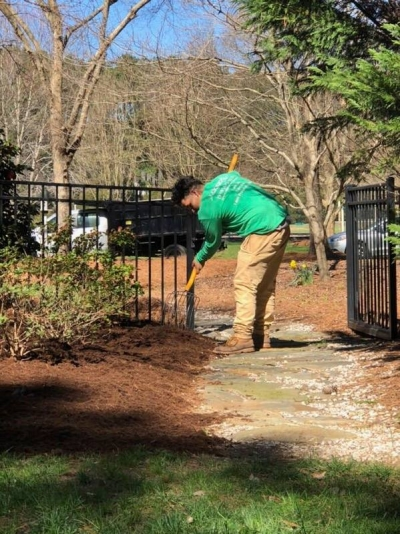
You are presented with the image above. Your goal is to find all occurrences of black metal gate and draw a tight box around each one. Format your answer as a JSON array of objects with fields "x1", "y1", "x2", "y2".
[{"x1": 346, "y1": 177, "x2": 398, "y2": 339}]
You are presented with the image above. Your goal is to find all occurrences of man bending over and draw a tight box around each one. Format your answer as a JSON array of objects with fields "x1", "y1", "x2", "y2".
[{"x1": 171, "y1": 170, "x2": 290, "y2": 355}]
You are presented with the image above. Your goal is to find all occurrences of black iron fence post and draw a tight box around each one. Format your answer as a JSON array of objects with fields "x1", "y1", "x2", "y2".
[
  {"x1": 345, "y1": 185, "x2": 356, "y2": 330},
  {"x1": 386, "y1": 176, "x2": 397, "y2": 339}
]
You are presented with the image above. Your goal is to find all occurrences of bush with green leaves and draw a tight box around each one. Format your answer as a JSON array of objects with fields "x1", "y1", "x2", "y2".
[
  {"x1": 108, "y1": 226, "x2": 137, "y2": 256},
  {"x1": 0, "y1": 232, "x2": 143, "y2": 359},
  {"x1": 387, "y1": 223, "x2": 400, "y2": 258}
]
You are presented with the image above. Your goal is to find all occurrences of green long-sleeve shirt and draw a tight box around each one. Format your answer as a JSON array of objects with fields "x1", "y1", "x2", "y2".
[{"x1": 195, "y1": 171, "x2": 288, "y2": 264}]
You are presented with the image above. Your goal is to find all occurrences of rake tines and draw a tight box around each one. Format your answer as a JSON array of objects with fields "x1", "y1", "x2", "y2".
[{"x1": 164, "y1": 290, "x2": 199, "y2": 328}]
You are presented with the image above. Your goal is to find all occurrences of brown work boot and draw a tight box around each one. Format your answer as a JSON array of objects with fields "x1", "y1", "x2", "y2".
[
  {"x1": 213, "y1": 336, "x2": 255, "y2": 355},
  {"x1": 253, "y1": 333, "x2": 271, "y2": 351}
]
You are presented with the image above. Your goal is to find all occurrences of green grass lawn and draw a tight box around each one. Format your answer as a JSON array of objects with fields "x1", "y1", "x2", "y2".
[
  {"x1": 1, "y1": 449, "x2": 399, "y2": 533},
  {"x1": 290, "y1": 223, "x2": 345, "y2": 236},
  {"x1": 215, "y1": 240, "x2": 309, "y2": 260}
]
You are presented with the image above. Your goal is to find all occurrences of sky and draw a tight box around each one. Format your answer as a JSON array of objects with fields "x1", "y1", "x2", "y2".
[
  {"x1": 0, "y1": 1, "x2": 233, "y2": 61},
  {"x1": 107, "y1": 1, "x2": 225, "y2": 59}
]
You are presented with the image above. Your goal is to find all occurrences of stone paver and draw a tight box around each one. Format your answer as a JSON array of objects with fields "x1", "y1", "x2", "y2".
[{"x1": 195, "y1": 315, "x2": 400, "y2": 464}]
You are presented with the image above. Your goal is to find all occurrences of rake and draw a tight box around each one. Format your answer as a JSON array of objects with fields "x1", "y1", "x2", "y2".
[
  {"x1": 164, "y1": 153, "x2": 239, "y2": 328},
  {"x1": 164, "y1": 269, "x2": 200, "y2": 328}
]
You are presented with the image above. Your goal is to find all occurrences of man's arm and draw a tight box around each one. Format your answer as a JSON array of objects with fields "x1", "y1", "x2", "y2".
[{"x1": 195, "y1": 218, "x2": 223, "y2": 265}]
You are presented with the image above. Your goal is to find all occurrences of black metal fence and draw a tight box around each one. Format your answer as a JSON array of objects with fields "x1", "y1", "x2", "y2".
[
  {"x1": 0, "y1": 179, "x2": 201, "y2": 329},
  {"x1": 346, "y1": 177, "x2": 398, "y2": 339}
]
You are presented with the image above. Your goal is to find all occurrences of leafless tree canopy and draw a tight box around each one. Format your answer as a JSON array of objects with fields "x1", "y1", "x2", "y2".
[{"x1": 0, "y1": 0, "x2": 384, "y2": 277}]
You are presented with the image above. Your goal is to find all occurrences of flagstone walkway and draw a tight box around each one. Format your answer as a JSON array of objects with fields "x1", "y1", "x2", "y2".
[{"x1": 195, "y1": 316, "x2": 400, "y2": 465}]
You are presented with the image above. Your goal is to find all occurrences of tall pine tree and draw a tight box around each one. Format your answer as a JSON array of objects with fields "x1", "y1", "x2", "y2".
[{"x1": 0, "y1": 130, "x2": 39, "y2": 254}]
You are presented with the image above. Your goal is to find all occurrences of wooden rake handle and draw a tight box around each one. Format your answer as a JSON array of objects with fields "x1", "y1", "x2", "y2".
[
  {"x1": 185, "y1": 268, "x2": 197, "y2": 291},
  {"x1": 185, "y1": 152, "x2": 239, "y2": 292},
  {"x1": 227, "y1": 153, "x2": 239, "y2": 172}
]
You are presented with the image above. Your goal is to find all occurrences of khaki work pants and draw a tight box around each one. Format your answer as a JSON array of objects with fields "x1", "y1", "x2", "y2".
[{"x1": 233, "y1": 226, "x2": 290, "y2": 338}]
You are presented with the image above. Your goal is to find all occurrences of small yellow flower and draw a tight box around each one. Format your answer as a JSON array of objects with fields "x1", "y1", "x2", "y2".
[
  {"x1": 290, "y1": 260, "x2": 297, "y2": 270},
  {"x1": 301, "y1": 263, "x2": 307, "y2": 269}
]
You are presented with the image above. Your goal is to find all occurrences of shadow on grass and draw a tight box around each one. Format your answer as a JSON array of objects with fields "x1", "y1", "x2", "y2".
[{"x1": 1, "y1": 446, "x2": 399, "y2": 534}]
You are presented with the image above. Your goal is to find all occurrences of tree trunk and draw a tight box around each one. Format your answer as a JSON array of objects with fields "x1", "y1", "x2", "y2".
[
  {"x1": 311, "y1": 220, "x2": 329, "y2": 280},
  {"x1": 305, "y1": 180, "x2": 330, "y2": 280}
]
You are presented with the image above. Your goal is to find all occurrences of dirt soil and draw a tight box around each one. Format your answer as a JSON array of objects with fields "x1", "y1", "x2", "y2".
[{"x1": 1, "y1": 252, "x2": 399, "y2": 456}]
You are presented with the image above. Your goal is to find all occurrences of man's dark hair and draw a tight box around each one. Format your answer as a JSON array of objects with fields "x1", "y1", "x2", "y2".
[{"x1": 171, "y1": 176, "x2": 203, "y2": 206}]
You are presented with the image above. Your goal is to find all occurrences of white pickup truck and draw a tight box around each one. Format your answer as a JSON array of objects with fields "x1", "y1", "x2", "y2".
[
  {"x1": 32, "y1": 201, "x2": 208, "y2": 257},
  {"x1": 32, "y1": 209, "x2": 109, "y2": 252}
]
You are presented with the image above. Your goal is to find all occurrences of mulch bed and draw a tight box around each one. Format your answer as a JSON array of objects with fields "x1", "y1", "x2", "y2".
[{"x1": 0, "y1": 324, "x2": 226, "y2": 455}]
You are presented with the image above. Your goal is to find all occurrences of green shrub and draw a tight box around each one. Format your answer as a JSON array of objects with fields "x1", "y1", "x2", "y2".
[
  {"x1": 0, "y1": 233, "x2": 143, "y2": 359},
  {"x1": 387, "y1": 223, "x2": 400, "y2": 258}
]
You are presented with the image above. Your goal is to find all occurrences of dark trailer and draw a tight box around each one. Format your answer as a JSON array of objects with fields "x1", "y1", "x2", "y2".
[{"x1": 104, "y1": 198, "x2": 206, "y2": 257}]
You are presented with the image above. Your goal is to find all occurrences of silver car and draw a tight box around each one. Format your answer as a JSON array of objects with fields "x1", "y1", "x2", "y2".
[
  {"x1": 327, "y1": 231, "x2": 346, "y2": 254},
  {"x1": 328, "y1": 220, "x2": 394, "y2": 257}
]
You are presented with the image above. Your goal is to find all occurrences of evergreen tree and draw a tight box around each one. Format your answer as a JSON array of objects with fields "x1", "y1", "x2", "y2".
[
  {"x1": 234, "y1": 1, "x2": 400, "y2": 165},
  {"x1": 310, "y1": 24, "x2": 400, "y2": 163},
  {"x1": 234, "y1": 0, "x2": 397, "y2": 69},
  {"x1": 0, "y1": 130, "x2": 39, "y2": 254}
]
